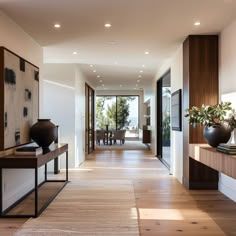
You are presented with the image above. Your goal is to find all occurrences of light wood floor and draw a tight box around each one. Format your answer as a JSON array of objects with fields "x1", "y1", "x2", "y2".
[{"x1": 1, "y1": 149, "x2": 236, "y2": 235}]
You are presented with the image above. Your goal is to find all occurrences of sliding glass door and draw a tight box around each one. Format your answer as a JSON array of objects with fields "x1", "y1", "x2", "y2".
[
  {"x1": 96, "y1": 96, "x2": 139, "y2": 138},
  {"x1": 157, "y1": 70, "x2": 171, "y2": 168},
  {"x1": 85, "y1": 83, "x2": 95, "y2": 154}
]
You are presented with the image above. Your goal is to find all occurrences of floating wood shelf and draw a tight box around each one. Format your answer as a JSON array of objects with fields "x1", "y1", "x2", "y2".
[{"x1": 189, "y1": 144, "x2": 236, "y2": 179}]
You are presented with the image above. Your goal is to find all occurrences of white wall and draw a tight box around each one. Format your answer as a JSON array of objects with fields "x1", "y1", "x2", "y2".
[
  {"x1": 146, "y1": 45, "x2": 183, "y2": 183},
  {"x1": 75, "y1": 65, "x2": 87, "y2": 165},
  {"x1": 219, "y1": 18, "x2": 236, "y2": 201},
  {"x1": 41, "y1": 64, "x2": 76, "y2": 168},
  {"x1": 0, "y1": 10, "x2": 43, "y2": 210},
  {"x1": 42, "y1": 64, "x2": 89, "y2": 168}
]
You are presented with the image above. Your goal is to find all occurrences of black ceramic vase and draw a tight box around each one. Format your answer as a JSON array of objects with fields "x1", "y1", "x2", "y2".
[
  {"x1": 30, "y1": 119, "x2": 57, "y2": 148},
  {"x1": 203, "y1": 124, "x2": 231, "y2": 147}
]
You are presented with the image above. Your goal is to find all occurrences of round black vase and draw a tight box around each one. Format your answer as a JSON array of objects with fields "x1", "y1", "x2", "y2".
[
  {"x1": 203, "y1": 124, "x2": 231, "y2": 147},
  {"x1": 30, "y1": 119, "x2": 57, "y2": 148}
]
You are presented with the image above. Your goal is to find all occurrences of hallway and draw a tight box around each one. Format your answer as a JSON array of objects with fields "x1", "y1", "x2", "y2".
[{"x1": 2, "y1": 149, "x2": 236, "y2": 235}]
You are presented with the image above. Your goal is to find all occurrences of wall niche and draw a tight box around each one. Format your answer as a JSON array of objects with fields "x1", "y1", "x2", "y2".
[{"x1": 0, "y1": 47, "x2": 39, "y2": 150}]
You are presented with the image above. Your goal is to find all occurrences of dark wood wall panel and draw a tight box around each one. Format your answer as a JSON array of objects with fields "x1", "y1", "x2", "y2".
[
  {"x1": 183, "y1": 35, "x2": 219, "y2": 189},
  {"x1": 0, "y1": 48, "x2": 4, "y2": 149},
  {"x1": 183, "y1": 37, "x2": 190, "y2": 186}
]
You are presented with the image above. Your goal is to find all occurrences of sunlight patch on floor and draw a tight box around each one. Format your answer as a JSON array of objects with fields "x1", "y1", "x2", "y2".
[{"x1": 138, "y1": 208, "x2": 184, "y2": 220}]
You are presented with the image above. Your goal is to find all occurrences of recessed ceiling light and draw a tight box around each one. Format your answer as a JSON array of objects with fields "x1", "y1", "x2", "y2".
[
  {"x1": 194, "y1": 21, "x2": 200, "y2": 26},
  {"x1": 102, "y1": 84, "x2": 105, "y2": 86},
  {"x1": 73, "y1": 52, "x2": 77, "y2": 55},
  {"x1": 120, "y1": 85, "x2": 123, "y2": 87},
  {"x1": 142, "y1": 64, "x2": 145, "y2": 67},
  {"x1": 105, "y1": 23, "x2": 111, "y2": 28},
  {"x1": 136, "y1": 84, "x2": 138, "y2": 87},
  {"x1": 100, "y1": 80, "x2": 103, "y2": 82},
  {"x1": 93, "y1": 70, "x2": 96, "y2": 73},
  {"x1": 140, "y1": 70, "x2": 143, "y2": 73},
  {"x1": 114, "y1": 61, "x2": 118, "y2": 65},
  {"x1": 137, "y1": 80, "x2": 140, "y2": 82},
  {"x1": 133, "y1": 88, "x2": 137, "y2": 90},
  {"x1": 54, "y1": 23, "x2": 61, "y2": 28},
  {"x1": 144, "y1": 51, "x2": 149, "y2": 55},
  {"x1": 138, "y1": 75, "x2": 142, "y2": 78},
  {"x1": 97, "y1": 75, "x2": 100, "y2": 78},
  {"x1": 90, "y1": 65, "x2": 93, "y2": 67}
]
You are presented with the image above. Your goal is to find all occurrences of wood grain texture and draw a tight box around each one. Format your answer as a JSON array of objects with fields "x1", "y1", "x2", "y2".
[
  {"x1": 0, "y1": 143, "x2": 68, "y2": 168},
  {"x1": 0, "y1": 149, "x2": 232, "y2": 235},
  {"x1": 183, "y1": 35, "x2": 219, "y2": 189},
  {"x1": 189, "y1": 144, "x2": 236, "y2": 179},
  {"x1": 14, "y1": 180, "x2": 139, "y2": 236},
  {"x1": 0, "y1": 47, "x2": 4, "y2": 150}
]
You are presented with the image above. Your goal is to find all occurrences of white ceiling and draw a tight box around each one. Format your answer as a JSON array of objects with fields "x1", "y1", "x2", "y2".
[{"x1": 1, "y1": 0, "x2": 236, "y2": 90}]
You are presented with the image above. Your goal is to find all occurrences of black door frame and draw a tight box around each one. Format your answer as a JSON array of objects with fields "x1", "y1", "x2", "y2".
[
  {"x1": 85, "y1": 83, "x2": 95, "y2": 154},
  {"x1": 156, "y1": 69, "x2": 171, "y2": 168}
]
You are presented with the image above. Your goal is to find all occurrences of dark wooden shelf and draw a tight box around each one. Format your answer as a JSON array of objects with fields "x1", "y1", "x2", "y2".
[
  {"x1": 143, "y1": 130, "x2": 151, "y2": 144},
  {"x1": 189, "y1": 144, "x2": 236, "y2": 179}
]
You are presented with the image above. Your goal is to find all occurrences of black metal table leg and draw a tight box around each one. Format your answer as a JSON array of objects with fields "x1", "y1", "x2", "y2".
[
  {"x1": 0, "y1": 168, "x2": 2, "y2": 216},
  {"x1": 34, "y1": 167, "x2": 38, "y2": 217},
  {"x1": 45, "y1": 164, "x2": 47, "y2": 181}
]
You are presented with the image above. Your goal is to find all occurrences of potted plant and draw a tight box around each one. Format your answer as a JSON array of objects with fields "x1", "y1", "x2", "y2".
[{"x1": 185, "y1": 102, "x2": 236, "y2": 147}]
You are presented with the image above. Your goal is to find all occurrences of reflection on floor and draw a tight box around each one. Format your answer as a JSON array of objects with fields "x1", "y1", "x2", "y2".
[
  {"x1": 96, "y1": 140, "x2": 148, "y2": 150},
  {"x1": 1, "y1": 149, "x2": 236, "y2": 235},
  {"x1": 162, "y1": 146, "x2": 170, "y2": 166}
]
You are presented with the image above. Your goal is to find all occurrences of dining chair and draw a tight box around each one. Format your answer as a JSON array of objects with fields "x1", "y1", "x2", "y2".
[{"x1": 112, "y1": 130, "x2": 126, "y2": 145}]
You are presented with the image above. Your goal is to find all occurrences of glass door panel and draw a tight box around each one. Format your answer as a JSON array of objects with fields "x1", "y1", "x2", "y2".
[
  {"x1": 96, "y1": 96, "x2": 139, "y2": 138},
  {"x1": 162, "y1": 86, "x2": 171, "y2": 166}
]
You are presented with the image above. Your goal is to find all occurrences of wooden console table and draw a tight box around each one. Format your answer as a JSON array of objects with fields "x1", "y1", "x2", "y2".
[
  {"x1": 189, "y1": 144, "x2": 236, "y2": 179},
  {"x1": 0, "y1": 143, "x2": 68, "y2": 218}
]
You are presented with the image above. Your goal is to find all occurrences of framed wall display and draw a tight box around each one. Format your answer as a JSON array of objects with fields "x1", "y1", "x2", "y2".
[
  {"x1": 0, "y1": 47, "x2": 39, "y2": 150},
  {"x1": 171, "y1": 89, "x2": 182, "y2": 131}
]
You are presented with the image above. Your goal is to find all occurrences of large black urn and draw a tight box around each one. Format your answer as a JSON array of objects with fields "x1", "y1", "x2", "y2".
[
  {"x1": 203, "y1": 124, "x2": 231, "y2": 147},
  {"x1": 30, "y1": 119, "x2": 57, "y2": 148}
]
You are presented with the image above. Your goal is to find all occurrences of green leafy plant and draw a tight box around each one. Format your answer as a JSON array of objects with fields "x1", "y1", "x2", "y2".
[
  {"x1": 185, "y1": 102, "x2": 236, "y2": 129},
  {"x1": 163, "y1": 113, "x2": 170, "y2": 141}
]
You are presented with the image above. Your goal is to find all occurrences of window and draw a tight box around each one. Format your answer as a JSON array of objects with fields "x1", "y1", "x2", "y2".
[{"x1": 96, "y1": 96, "x2": 139, "y2": 138}]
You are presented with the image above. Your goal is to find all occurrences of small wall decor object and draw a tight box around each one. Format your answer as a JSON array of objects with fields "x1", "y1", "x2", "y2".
[
  {"x1": 0, "y1": 47, "x2": 39, "y2": 150},
  {"x1": 4, "y1": 68, "x2": 16, "y2": 85},
  {"x1": 25, "y1": 89, "x2": 32, "y2": 101},
  {"x1": 4, "y1": 112, "x2": 7, "y2": 128},
  {"x1": 19, "y1": 58, "x2": 25, "y2": 72},
  {"x1": 34, "y1": 70, "x2": 39, "y2": 81},
  {"x1": 23, "y1": 107, "x2": 28, "y2": 117},
  {"x1": 30, "y1": 119, "x2": 58, "y2": 148},
  {"x1": 171, "y1": 89, "x2": 182, "y2": 131},
  {"x1": 15, "y1": 131, "x2": 20, "y2": 145}
]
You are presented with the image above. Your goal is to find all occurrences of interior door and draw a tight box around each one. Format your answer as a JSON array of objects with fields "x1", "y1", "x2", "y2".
[
  {"x1": 157, "y1": 70, "x2": 171, "y2": 168},
  {"x1": 85, "y1": 83, "x2": 95, "y2": 154}
]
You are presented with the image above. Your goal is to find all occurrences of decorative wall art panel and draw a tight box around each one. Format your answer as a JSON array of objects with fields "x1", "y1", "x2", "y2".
[{"x1": 0, "y1": 47, "x2": 39, "y2": 150}]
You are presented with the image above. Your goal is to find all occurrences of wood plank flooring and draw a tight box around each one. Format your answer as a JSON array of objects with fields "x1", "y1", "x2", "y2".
[
  {"x1": 0, "y1": 149, "x2": 236, "y2": 235},
  {"x1": 14, "y1": 180, "x2": 139, "y2": 235}
]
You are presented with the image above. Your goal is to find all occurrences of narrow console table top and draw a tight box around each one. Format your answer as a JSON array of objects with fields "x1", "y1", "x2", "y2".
[
  {"x1": 0, "y1": 143, "x2": 68, "y2": 168},
  {"x1": 189, "y1": 144, "x2": 236, "y2": 179}
]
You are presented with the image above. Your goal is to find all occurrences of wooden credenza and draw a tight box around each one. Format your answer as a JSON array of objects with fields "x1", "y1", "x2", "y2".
[
  {"x1": 189, "y1": 144, "x2": 236, "y2": 180},
  {"x1": 142, "y1": 130, "x2": 151, "y2": 144}
]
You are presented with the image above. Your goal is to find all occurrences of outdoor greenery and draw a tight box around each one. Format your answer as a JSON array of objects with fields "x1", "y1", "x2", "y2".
[
  {"x1": 163, "y1": 112, "x2": 170, "y2": 142},
  {"x1": 96, "y1": 96, "x2": 134, "y2": 130},
  {"x1": 185, "y1": 101, "x2": 236, "y2": 129}
]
